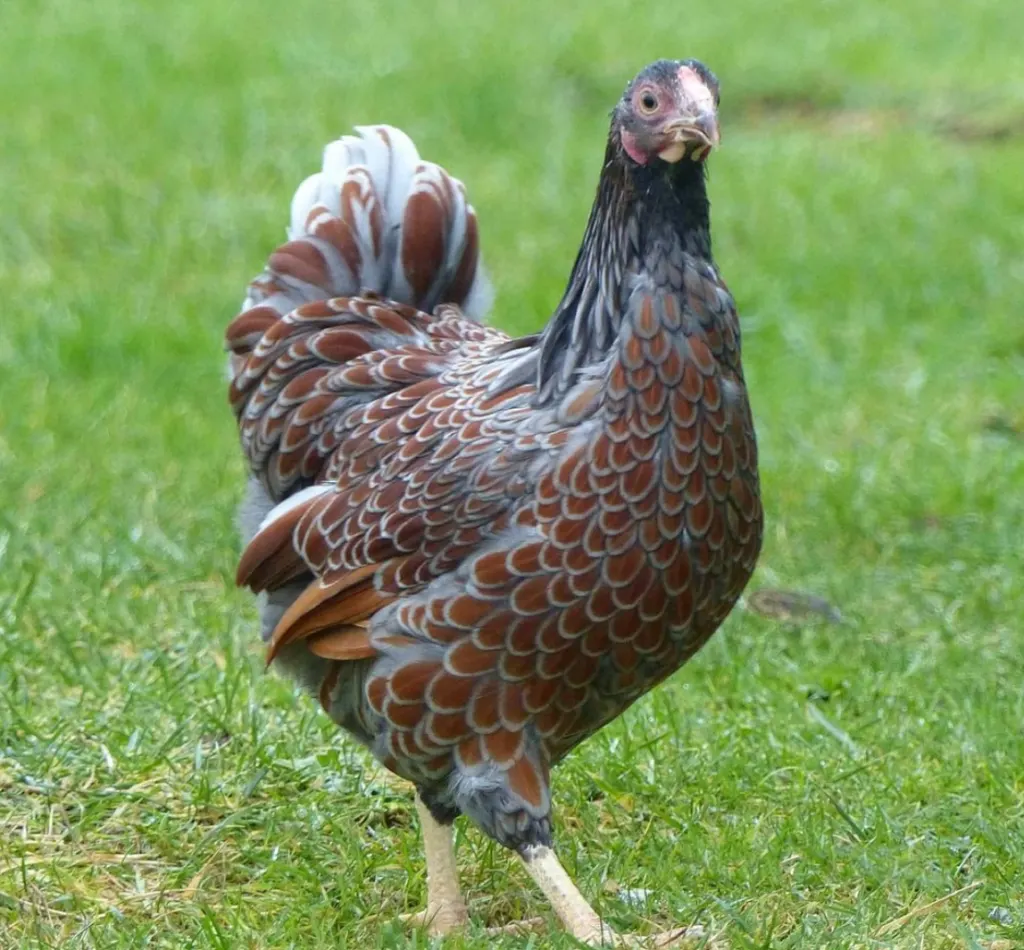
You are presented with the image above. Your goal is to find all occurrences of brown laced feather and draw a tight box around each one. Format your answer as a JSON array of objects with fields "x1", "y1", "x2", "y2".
[
  {"x1": 235, "y1": 490, "x2": 321, "y2": 590},
  {"x1": 264, "y1": 561, "x2": 392, "y2": 663},
  {"x1": 307, "y1": 624, "x2": 375, "y2": 660}
]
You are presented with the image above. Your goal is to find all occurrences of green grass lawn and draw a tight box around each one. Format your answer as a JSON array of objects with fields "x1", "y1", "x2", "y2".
[{"x1": 2, "y1": 0, "x2": 1023, "y2": 947}]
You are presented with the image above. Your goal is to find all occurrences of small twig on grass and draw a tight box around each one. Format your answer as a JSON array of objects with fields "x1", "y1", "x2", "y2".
[{"x1": 874, "y1": 880, "x2": 983, "y2": 937}]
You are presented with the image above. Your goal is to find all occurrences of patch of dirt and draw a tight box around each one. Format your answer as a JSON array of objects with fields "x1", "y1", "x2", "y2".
[{"x1": 735, "y1": 92, "x2": 1024, "y2": 142}]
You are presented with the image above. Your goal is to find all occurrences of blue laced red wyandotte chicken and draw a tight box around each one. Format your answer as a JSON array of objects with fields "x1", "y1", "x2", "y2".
[{"x1": 226, "y1": 59, "x2": 762, "y2": 947}]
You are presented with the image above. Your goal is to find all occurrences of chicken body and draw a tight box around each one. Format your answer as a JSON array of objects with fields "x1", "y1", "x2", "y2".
[{"x1": 228, "y1": 61, "x2": 762, "y2": 943}]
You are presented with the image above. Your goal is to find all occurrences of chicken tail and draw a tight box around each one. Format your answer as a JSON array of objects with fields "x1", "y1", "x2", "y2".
[{"x1": 226, "y1": 125, "x2": 493, "y2": 372}]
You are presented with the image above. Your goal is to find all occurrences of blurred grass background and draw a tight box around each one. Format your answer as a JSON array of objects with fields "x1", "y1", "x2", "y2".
[{"x1": 1, "y1": 0, "x2": 1022, "y2": 947}]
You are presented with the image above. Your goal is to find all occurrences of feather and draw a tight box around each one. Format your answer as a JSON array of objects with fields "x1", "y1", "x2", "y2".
[
  {"x1": 265, "y1": 562, "x2": 390, "y2": 663},
  {"x1": 236, "y1": 484, "x2": 331, "y2": 590},
  {"x1": 307, "y1": 624, "x2": 375, "y2": 660},
  {"x1": 236, "y1": 124, "x2": 493, "y2": 368}
]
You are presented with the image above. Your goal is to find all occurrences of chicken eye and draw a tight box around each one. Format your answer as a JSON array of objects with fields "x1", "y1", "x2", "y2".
[{"x1": 638, "y1": 90, "x2": 659, "y2": 114}]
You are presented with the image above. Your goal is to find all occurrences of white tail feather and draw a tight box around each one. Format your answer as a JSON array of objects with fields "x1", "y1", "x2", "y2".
[
  {"x1": 227, "y1": 125, "x2": 493, "y2": 376},
  {"x1": 240, "y1": 124, "x2": 491, "y2": 315}
]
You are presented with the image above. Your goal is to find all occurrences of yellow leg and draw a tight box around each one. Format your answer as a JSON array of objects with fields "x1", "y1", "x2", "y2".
[
  {"x1": 519, "y1": 845, "x2": 708, "y2": 947},
  {"x1": 404, "y1": 797, "x2": 469, "y2": 936}
]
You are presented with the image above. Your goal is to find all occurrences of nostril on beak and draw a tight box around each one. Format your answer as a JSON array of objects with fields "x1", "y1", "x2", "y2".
[{"x1": 695, "y1": 112, "x2": 720, "y2": 148}]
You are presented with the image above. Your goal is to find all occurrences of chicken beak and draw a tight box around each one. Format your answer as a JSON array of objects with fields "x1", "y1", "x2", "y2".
[
  {"x1": 657, "y1": 111, "x2": 720, "y2": 163},
  {"x1": 686, "y1": 112, "x2": 721, "y2": 149}
]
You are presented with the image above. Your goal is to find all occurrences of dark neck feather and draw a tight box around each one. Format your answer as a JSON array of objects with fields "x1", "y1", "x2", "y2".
[{"x1": 536, "y1": 138, "x2": 712, "y2": 401}]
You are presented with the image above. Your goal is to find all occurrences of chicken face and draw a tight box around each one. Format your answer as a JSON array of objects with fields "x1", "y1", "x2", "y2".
[{"x1": 616, "y1": 59, "x2": 721, "y2": 165}]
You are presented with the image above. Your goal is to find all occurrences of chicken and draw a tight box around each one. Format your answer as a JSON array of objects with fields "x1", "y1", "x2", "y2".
[{"x1": 226, "y1": 59, "x2": 762, "y2": 946}]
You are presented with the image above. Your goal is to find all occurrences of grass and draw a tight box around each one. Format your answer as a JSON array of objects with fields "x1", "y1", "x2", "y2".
[{"x1": 2, "y1": 0, "x2": 1023, "y2": 946}]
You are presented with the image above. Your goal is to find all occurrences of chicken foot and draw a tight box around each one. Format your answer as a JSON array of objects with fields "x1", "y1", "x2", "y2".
[{"x1": 520, "y1": 844, "x2": 708, "y2": 948}]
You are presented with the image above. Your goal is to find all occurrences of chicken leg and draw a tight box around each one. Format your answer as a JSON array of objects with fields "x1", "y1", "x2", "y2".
[
  {"x1": 402, "y1": 796, "x2": 469, "y2": 936},
  {"x1": 520, "y1": 845, "x2": 708, "y2": 948},
  {"x1": 397, "y1": 804, "x2": 701, "y2": 944},
  {"x1": 402, "y1": 798, "x2": 545, "y2": 937}
]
